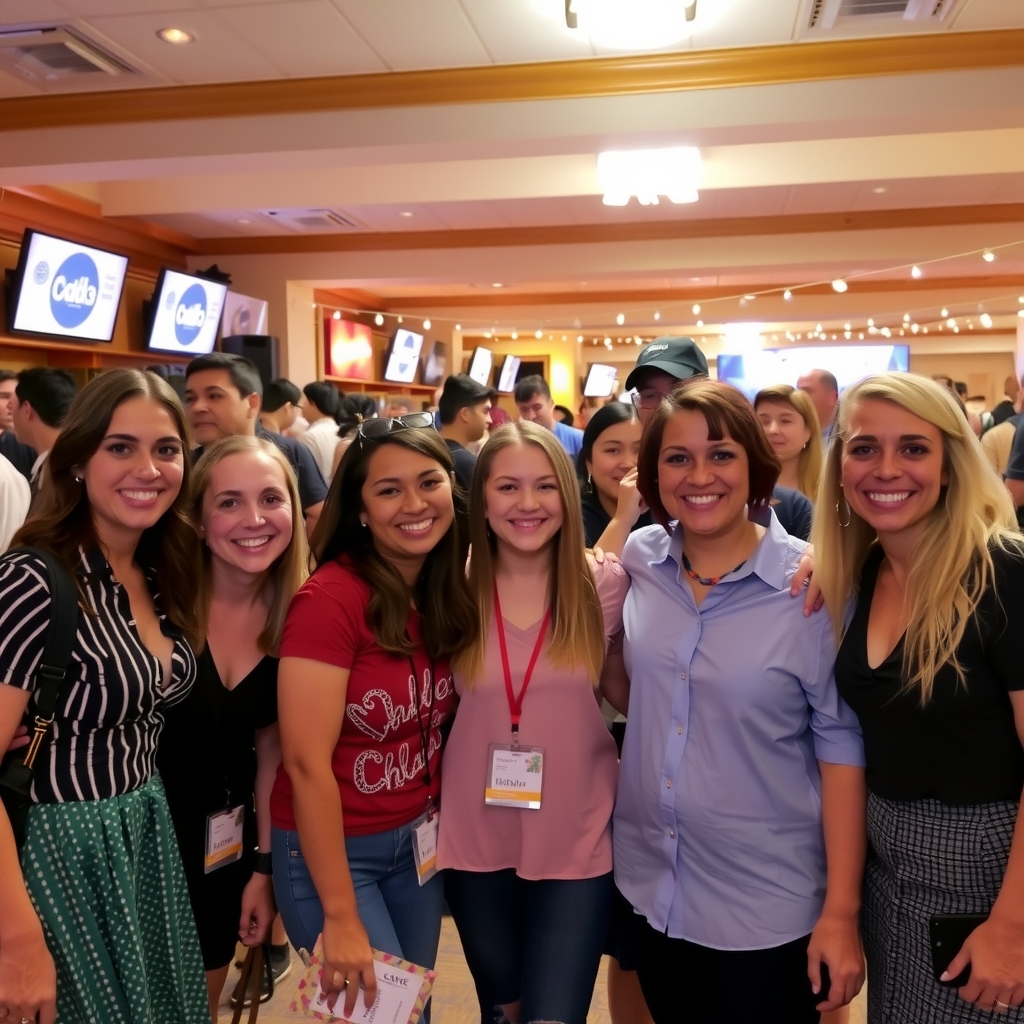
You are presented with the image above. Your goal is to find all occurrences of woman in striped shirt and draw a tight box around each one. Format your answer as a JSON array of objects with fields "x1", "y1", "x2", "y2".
[{"x1": 0, "y1": 369, "x2": 208, "y2": 1024}]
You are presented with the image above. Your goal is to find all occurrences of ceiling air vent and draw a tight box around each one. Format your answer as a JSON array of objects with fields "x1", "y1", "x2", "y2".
[
  {"x1": 259, "y1": 209, "x2": 363, "y2": 232},
  {"x1": 0, "y1": 26, "x2": 137, "y2": 82},
  {"x1": 809, "y1": 0, "x2": 955, "y2": 28}
]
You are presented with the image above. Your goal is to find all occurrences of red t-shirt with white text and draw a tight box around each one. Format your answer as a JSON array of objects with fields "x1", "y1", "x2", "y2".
[{"x1": 269, "y1": 558, "x2": 453, "y2": 835}]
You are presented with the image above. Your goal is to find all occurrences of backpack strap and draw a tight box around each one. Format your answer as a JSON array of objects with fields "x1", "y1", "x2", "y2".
[{"x1": 2, "y1": 546, "x2": 80, "y2": 772}]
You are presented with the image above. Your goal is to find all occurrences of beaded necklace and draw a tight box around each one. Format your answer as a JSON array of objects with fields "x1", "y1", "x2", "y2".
[{"x1": 681, "y1": 551, "x2": 747, "y2": 587}]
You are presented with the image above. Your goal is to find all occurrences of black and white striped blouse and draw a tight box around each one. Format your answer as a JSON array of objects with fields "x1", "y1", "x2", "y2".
[{"x1": 0, "y1": 548, "x2": 196, "y2": 803}]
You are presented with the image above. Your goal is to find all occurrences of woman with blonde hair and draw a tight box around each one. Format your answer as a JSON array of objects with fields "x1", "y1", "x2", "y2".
[
  {"x1": 158, "y1": 435, "x2": 308, "y2": 1021},
  {"x1": 755, "y1": 384, "x2": 824, "y2": 502},
  {"x1": 437, "y1": 421, "x2": 629, "y2": 1024},
  {"x1": 813, "y1": 372, "x2": 1024, "y2": 1022}
]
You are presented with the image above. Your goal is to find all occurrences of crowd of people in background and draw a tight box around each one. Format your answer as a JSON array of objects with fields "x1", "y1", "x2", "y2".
[{"x1": 1, "y1": 340, "x2": 1024, "y2": 1024}]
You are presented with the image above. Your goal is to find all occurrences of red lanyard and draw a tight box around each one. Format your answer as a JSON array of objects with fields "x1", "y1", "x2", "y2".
[{"x1": 493, "y1": 582, "x2": 550, "y2": 743}]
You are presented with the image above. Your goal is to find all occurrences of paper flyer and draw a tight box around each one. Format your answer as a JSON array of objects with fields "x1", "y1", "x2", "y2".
[{"x1": 291, "y1": 938, "x2": 435, "y2": 1024}]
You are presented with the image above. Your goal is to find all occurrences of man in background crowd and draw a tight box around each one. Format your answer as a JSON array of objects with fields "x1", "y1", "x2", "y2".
[
  {"x1": 298, "y1": 381, "x2": 342, "y2": 485},
  {"x1": 796, "y1": 368, "x2": 839, "y2": 438},
  {"x1": 624, "y1": 336, "x2": 708, "y2": 425},
  {"x1": 184, "y1": 353, "x2": 327, "y2": 538},
  {"x1": 992, "y1": 375, "x2": 1021, "y2": 426},
  {"x1": 384, "y1": 396, "x2": 416, "y2": 419},
  {"x1": 0, "y1": 370, "x2": 37, "y2": 480},
  {"x1": 12, "y1": 367, "x2": 77, "y2": 502},
  {"x1": 514, "y1": 374, "x2": 584, "y2": 457},
  {"x1": 259, "y1": 379, "x2": 303, "y2": 435},
  {"x1": 438, "y1": 374, "x2": 496, "y2": 490}
]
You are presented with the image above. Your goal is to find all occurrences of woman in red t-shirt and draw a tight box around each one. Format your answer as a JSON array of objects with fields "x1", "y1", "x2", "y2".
[{"x1": 269, "y1": 417, "x2": 475, "y2": 1019}]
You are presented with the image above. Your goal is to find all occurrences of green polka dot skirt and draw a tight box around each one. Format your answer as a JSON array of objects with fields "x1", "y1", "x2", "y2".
[{"x1": 20, "y1": 776, "x2": 211, "y2": 1024}]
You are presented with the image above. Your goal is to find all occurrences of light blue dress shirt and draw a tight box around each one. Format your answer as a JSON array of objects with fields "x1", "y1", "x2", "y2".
[
  {"x1": 552, "y1": 419, "x2": 584, "y2": 458},
  {"x1": 613, "y1": 513, "x2": 865, "y2": 951}
]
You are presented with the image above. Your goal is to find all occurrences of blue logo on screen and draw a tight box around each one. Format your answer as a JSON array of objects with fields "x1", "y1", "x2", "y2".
[
  {"x1": 174, "y1": 283, "x2": 207, "y2": 346},
  {"x1": 49, "y1": 253, "x2": 98, "y2": 328}
]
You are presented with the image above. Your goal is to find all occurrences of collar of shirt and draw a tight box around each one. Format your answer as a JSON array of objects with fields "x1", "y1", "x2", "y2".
[
  {"x1": 650, "y1": 510, "x2": 795, "y2": 593},
  {"x1": 29, "y1": 449, "x2": 50, "y2": 483}
]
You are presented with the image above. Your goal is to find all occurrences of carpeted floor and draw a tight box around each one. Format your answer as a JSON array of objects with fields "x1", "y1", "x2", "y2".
[{"x1": 230, "y1": 917, "x2": 866, "y2": 1023}]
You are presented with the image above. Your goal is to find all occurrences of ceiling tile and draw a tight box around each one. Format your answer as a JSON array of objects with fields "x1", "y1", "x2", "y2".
[
  {"x1": 332, "y1": 0, "x2": 492, "y2": 70},
  {"x1": 455, "y1": 0, "x2": 594, "y2": 63},
  {"x1": 83, "y1": 8, "x2": 279, "y2": 84},
  {"x1": 212, "y1": 1, "x2": 387, "y2": 76},
  {"x1": 952, "y1": 0, "x2": 1024, "y2": 31},
  {"x1": 688, "y1": 0, "x2": 802, "y2": 48},
  {"x1": 0, "y1": 66, "x2": 40, "y2": 96},
  {"x1": 57, "y1": 0, "x2": 199, "y2": 13},
  {"x1": 0, "y1": 0, "x2": 72, "y2": 23}
]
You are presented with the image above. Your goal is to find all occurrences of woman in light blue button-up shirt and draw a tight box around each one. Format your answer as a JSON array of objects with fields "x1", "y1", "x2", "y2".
[{"x1": 605, "y1": 379, "x2": 867, "y2": 1024}]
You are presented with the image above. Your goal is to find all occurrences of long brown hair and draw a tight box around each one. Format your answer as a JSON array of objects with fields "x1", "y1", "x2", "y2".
[
  {"x1": 189, "y1": 435, "x2": 309, "y2": 656},
  {"x1": 455, "y1": 422, "x2": 605, "y2": 687},
  {"x1": 311, "y1": 426, "x2": 476, "y2": 659},
  {"x1": 13, "y1": 368, "x2": 200, "y2": 649}
]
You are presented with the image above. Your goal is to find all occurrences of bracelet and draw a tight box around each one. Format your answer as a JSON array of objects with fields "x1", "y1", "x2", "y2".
[{"x1": 253, "y1": 851, "x2": 273, "y2": 875}]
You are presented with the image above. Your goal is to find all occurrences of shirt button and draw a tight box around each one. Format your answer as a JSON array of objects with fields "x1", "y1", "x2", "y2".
[
  {"x1": 676, "y1": 726, "x2": 683, "y2": 735},
  {"x1": 665, "y1": 779, "x2": 672, "y2": 789},
  {"x1": 680, "y1": 671, "x2": 687, "y2": 680},
  {"x1": 669, "y1": 828, "x2": 676, "y2": 838}
]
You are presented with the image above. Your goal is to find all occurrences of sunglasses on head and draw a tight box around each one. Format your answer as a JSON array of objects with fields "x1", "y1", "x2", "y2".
[{"x1": 356, "y1": 411, "x2": 436, "y2": 446}]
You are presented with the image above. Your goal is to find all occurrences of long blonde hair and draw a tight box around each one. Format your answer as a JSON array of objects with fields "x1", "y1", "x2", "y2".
[
  {"x1": 754, "y1": 383, "x2": 823, "y2": 502},
  {"x1": 190, "y1": 435, "x2": 309, "y2": 655},
  {"x1": 811, "y1": 372, "x2": 1019, "y2": 702},
  {"x1": 455, "y1": 422, "x2": 605, "y2": 687}
]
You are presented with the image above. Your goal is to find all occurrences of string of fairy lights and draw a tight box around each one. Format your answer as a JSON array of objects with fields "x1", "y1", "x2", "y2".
[{"x1": 313, "y1": 237, "x2": 1024, "y2": 350}]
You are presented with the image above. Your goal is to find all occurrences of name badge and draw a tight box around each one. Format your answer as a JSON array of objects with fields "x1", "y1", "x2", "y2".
[
  {"x1": 485, "y1": 743, "x2": 544, "y2": 810},
  {"x1": 205, "y1": 804, "x2": 245, "y2": 874},
  {"x1": 412, "y1": 812, "x2": 439, "y2": 886}
]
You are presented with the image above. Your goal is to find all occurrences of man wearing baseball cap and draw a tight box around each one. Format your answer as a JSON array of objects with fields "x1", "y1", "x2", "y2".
[
  {"x1": 625, "y1": 336, "x2": 709, "y2": 424},
  {"x1": 438, "y1": 373, "x2": 497, "y2": 490}
]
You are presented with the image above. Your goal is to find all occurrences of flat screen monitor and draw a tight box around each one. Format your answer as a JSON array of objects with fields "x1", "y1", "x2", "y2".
[
  {"x1": 716, "y1": 344, "x2": 910, "y2": 401},
  {"x1": 468, "y1": 347, "x2": 493, "y2": 387},
  {"x1": 7, "y1": 228, "x2": 128, "y2": 343},
  {"x1": 326, "y1": 319, "x2": 374, "y2": 379},
  {"x1": 496, "y1": 354, "x2": 521, "y2": 394},
  {"x1": 222, "y1": 290, "x2": 268, "y2": 336},
  {"x1": 584, "y1": 363, "x2": 618, "y2": 397},
  {"x1": 145, "y1": 269, "x2": 226, "y2": 355},
  {"x1": 421, "y1": 340, "x2": 448, "y2": 387},
  {"x1": 383, "y1": 328, "x2": 425, "y2": 384}
]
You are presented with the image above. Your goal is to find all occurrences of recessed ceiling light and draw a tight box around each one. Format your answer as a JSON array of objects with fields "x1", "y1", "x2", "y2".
[
  {"x1": 493, "y1": 283, "x2": 503, "y2": 288},
  {"x1": 982, "y1": 248, "x2": 996, "y2": 262},
  {"x1": 399, "y1": 211, "x2": 414, "y2": 218},
  {"x1": 157, "y1": 27, "x2": 194, "y2": 44},
  {"x1": 872, "y1": 186, "x2": 887, "y2": 194},
  {"x1": 237, "y1": 218, "x2": 250, "y2": 225}
]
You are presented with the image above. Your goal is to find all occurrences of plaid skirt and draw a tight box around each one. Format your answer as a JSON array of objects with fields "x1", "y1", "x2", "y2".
[
  {"x1": 863, "y1": 792, "x2": 1023, "y2": 1024},
  {"x1": 20, "y1": 776, "x2": 210, "y2": 1024}
]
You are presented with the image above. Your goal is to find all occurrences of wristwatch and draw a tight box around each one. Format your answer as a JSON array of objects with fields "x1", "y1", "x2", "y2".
[{"x1": 253, "y1": 851, "x2": 273, "y2": 875}]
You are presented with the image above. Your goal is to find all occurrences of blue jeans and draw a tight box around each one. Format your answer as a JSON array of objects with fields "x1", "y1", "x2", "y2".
[
  {"x1": 271, "y1": 815, "x2": 445, "y2": 973},
  {"x1": 445, "y1": 868, "x2": 612, "y2": 1024}
]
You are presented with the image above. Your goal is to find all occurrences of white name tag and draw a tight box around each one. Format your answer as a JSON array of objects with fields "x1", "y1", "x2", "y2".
[
  {"x1": 204, "y1": 804, "x2": 245, "y2": 873},
  {"x1": 412, "y1": 812, "x2": 438, "y2": 886},
  {"x1": 485, "y1": 743, "x2": 545, "y2": 810}
]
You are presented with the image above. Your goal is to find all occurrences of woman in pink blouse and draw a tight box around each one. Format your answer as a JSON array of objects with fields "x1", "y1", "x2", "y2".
[{"x1": 437, "y1": 421, "x2": 628, "y2": 1024}]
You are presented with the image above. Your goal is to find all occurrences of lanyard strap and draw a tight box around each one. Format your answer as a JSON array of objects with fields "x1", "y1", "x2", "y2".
[
  {"x1": 406, "y1": 644, "x2": 436, "y2": 790},
  {"x1": 493, "y1": 582, "x2": 550, "y2": 743}
]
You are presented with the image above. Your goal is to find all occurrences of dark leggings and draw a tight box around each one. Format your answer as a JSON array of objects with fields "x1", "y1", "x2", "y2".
[
  {"x1": 633, "y1": 916, "x2": 821, "y2": 1024},
  {"x1": 445, "y1": 868, "x2": 612, "y2": 1024}
]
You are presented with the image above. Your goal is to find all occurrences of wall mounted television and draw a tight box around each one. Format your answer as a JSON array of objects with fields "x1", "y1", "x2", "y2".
[
  {"x1": 145, "y1": 269, "x2": 227, "y2": 355},
  {"x1": 583, "y1": 363, "x2": 618, "y2": 397},
  {"x1": 6, "y1": 228, "x2": 128, "y2": 343},
  {"x1": 467, "y1": 347, "x2": 493, "y2": 387},
  {"x1": 496, "y1": 354, "x2": 521, "y2": 394},
  {"x1": 716, "y1": 344, "x2": 911, "y2": 401},
  {"x1": 383, "y1": 328, "x2": 425, "y2": 384}
]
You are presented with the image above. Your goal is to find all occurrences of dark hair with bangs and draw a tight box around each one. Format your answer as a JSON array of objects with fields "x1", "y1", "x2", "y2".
[
  {"x1": 637, "y1": 378, "x2": 781, "y2": 530},
  {"x1": 310, "y1": 427, "x2": 476, "y2": 660}
]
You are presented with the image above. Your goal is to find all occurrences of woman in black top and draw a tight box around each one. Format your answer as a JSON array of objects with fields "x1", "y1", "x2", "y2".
[
  {"x1": 577, "y1": 402, "x2": 651, "y2": 555},
  {"x1": 0, "y1": 369, "x2": 207, "y2": 1024},
  {"x1": 814, "y1": 372, "x2": 1024, "y2": 1022},
  {"x1": 158, "y1": 435, "x2": 308, "y2": 1022}
]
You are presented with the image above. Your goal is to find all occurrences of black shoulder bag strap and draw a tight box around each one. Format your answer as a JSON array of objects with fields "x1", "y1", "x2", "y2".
[{"x1": 0, "y1": 547, "x2": 80, "y2": 847}]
